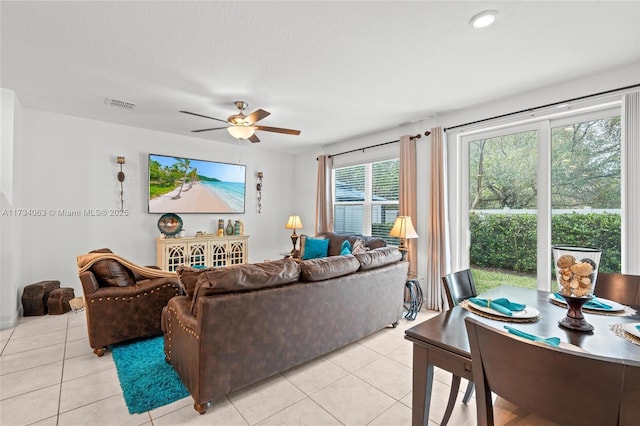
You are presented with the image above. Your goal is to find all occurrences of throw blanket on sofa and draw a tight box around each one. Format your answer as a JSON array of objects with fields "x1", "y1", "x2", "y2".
[{"x1": 77, "y1": 253, "x2": 177, "y2": 278}]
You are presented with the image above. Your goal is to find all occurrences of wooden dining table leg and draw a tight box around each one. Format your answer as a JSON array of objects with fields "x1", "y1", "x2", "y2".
[
  {"x1": 441, "y1": 374, "x2": 462, "y2": 425},
  {"x1": 412, "y1": 345, "x2": 433, "y2": 426}
]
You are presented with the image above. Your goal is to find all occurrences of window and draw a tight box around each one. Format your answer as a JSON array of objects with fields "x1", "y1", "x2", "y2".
[
  {"x1": 333, "y1": 159, "x2": 400, "y2": 243},
  {"x1": 460, "y1": 108, "x2": 621, "y2": 293}
]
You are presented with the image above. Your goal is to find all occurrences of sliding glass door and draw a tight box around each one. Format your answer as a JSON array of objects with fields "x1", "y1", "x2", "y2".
[
  {"x1": 550, "y1": 114, "x2": 622, "y2": 274},
  {"x1": 460, "y1": 109, "x2": 621, "y2": 293}
]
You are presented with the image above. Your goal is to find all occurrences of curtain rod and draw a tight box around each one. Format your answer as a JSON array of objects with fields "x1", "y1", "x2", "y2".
[
  {"x1": 444, "y1": 83, "x2": 640, "y2": 132},
  {"x1": 320, "y1": 131, "x2": 431, "y2": 160}
]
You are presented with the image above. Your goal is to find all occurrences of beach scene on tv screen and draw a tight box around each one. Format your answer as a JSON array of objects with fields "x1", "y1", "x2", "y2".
[{"x1": 148, "y1": 155, "x2": 245, "y2": 213}]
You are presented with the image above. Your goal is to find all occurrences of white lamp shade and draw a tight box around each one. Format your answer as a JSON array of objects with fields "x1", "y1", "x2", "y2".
[
  {"x1": 227, "y1": 125, "x2": 256, "y2": 139},
  {"x1": 389, "y1": 216, "x2": 418, "y2": 239},
  {"x1": 285, "y1": 214, "x2": 303, "y2": 230}
]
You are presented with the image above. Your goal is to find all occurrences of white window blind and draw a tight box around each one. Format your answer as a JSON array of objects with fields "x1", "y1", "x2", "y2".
[{"x1": 333, "y1": 159, "x2": 400, "y2": 243}]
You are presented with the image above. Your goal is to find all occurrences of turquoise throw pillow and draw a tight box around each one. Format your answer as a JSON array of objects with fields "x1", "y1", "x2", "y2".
[
  {"x1": 302, "y1": 237, "x2": 329, "y2": 260},
  {"x1": 340, "y1": 240, "x2": 351, "y2": 256}
]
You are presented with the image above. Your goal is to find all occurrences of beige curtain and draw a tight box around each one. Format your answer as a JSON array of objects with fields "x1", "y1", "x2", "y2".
[
  {"x1": 399, "y1": 135, "x2": 418, "y2": 278},
  {"x1": 315, "y1": 155, "x2": 334, "y2": 234},
  {"x1": 425, "y1": 127, "x2": 449, "y2": 310}
]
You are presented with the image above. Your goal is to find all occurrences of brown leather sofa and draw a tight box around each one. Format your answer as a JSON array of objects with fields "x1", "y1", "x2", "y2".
[
  {"x1": 162, "y1": 235, "x2": 408, "y2": 414},
  {"x1": 78, "y1": 249, "x2": 182, "y2": 356}
]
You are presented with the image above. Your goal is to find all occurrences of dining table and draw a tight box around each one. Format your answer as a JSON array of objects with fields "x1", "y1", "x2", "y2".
[{"x1": 404, "y1": 285, "x2": 640, "y2": 426}]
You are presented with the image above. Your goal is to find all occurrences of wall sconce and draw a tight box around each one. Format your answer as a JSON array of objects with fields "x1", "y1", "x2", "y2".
[
  {"x1": 116, "y1": 156, "x2": 125, "y2": 210},
  {"x1": 256, "y1": 171, "x2": 263, "y2": 214}
]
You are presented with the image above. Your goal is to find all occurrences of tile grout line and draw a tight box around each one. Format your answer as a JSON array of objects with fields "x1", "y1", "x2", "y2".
[
  {"x1": 225, "y1": 393, "x2": 252, "y2": 425},
  {"x1": 278, "y1": 372, "x2": 346, "y2": 426},
  {"x1": 55, "y1": 313, "x2": 72, "y2": 425}
]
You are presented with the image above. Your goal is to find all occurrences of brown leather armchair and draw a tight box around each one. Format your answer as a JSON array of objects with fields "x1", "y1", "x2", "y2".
[{"x1": 78, "y1": 249, "x2": 181, "y2": 356}]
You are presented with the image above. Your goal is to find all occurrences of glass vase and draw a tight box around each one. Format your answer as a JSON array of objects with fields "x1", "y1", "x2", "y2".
[{"x1": 552, "y1": 245, "x2": 602, "y2": 332}]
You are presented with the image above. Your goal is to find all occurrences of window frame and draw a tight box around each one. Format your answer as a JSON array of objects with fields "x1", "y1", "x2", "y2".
[
  {"x1": 454, "y1": 105, "x2": 622, "y2": 291},
  {"x1": 332, "y1": 157, "x2": 400, "y2": 241}
]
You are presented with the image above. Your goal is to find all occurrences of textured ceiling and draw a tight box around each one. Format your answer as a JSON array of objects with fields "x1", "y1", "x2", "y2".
[{"x1": 2, "y1": 1, "x2": 639, "y2": 153}]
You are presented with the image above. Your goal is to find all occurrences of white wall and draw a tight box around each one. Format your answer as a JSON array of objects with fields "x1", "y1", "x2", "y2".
[
  {"x1": 1, "y1": 89, "x2": 24, "y2": 328},
  {"x1": 0, "y1": 107, "x2": 297, "y2": 327}
]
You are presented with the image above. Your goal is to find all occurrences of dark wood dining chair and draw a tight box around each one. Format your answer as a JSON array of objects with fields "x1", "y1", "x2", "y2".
[
  {"x1": 442, "y1": 269, "x2": 478, "y2": 309},
  {"x1": 594, "y1": 272, "x2": 640, "y2": 306},
  {"x1": 440, "y1": 269, "x2": 477, "y2": 424},
  {"x1": 465, "y1": 317, "x2": 639, "y2": 426}
]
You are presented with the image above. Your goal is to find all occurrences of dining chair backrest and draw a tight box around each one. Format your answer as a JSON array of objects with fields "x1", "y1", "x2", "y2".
[
  {"x1": 465, "y1": 317, "x2": 634, "y2": 426},
  {"x1": 442, "y1": 269, "x2": 477, "y2": 309},
  {"x1": 621, "y1": 356, "x2": 640, "y2": 426},
  {"x1": 594, "y1": 272, "x2": 640, "y2": 306}
]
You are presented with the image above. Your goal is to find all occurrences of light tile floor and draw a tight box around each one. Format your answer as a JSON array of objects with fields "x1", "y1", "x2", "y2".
[{"x1": 0, "y1": 309, "x2": 477, "y2": 426}]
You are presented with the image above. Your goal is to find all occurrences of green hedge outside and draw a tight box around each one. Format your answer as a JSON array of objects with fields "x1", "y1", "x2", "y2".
[{"x1": 470, "y1": 212, "x2": 621, "y2": 273}]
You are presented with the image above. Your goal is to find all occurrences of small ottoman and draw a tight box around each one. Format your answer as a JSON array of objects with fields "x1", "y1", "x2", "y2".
[
  {"x1": 22, "y1": 281, "x2": 61, "y2": 316},
  {"x1": 47, "y1": 287, "x2": 75, "y2": 315}
]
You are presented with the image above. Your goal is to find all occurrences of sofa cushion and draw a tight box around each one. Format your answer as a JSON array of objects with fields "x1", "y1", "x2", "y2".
[
  {"x1": 323, "y1": 233, "x2": 351, "y2": 256},
  {"x1": 340, "y1": 240, "x2": 352, "y2": 256},
  {"x1": 355, "y1": 247, "x2": 402, "y2": 271},
  {"x1": 191, "y1": 259, "x2": 301, "y2": 315},
  {"x1": 177, "y1": 266, "x2": 217, "y2": 297},
  {"x1": 300, "y1": 255, "x2": 360, "y2": 282},
  {"x1": 90, "y1": 258, "x2": 136, "y2": 287},
  {"x1": 360, "y1": 236, "x2": 386, "y2": 250},
  {"x1": 317, "y1": 232, "x2": 386, "y2": 256},
  {"x1": 351, "y1": 239, "x2": 368, "y2": 254},
  {"x1": 302, "y1": 237, "x2": 329, "y2": 260},
  {"x1": 298, "y1": 234, "x2": 317, "y2": 259}
]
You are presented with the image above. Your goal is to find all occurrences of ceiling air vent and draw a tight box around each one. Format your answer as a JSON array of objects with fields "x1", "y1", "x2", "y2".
[{"x1": 104, "y1": 97, "x2": 136, "y2": 110}]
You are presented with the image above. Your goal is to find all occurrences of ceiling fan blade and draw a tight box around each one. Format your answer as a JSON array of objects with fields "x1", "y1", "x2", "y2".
[
  {"x1": 191, "y1": 126, "x2": 228, "y2": 133},
  {"x1": 245, "y1": 109, "x2": 270, "y2": 124},
  {"x1": 180, "y1": 110, "x2": 228, "y2": 124},
  {"x1": 248, "y1": 133, "x2": 261, "y2": 143},
  {"x1": 255, "y1": 125, "x2": 301, "y2": 135}
]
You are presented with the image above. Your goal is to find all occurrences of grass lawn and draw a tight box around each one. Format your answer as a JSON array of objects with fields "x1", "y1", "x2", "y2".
[{"x1": 471, "y1": 267, "x2": 538, "y2": 295}]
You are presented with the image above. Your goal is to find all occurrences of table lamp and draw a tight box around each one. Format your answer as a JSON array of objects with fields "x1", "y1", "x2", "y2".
[
  {"x1": 285, "y1": 214, "x2": 304, "y2": 253},
  {"x1": 389, "y1": 216, "x2": 418, "y2": 260}
]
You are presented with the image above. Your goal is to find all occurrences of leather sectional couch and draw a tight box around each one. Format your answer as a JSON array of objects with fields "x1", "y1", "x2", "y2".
[{"x1": 161, "y1": 234, "x2": 408, "y2": 414}]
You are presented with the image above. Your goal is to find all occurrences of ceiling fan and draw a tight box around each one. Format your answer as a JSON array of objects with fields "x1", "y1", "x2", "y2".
[{"x1": 180, "y1": 101, "x2": 301, "y2": 143}]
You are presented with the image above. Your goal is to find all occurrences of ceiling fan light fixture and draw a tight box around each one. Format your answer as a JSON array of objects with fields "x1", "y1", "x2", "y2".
[
  {"x1": 470, "y1": 10, "x2": 498, "y2": 29},
  {"x1": 227, "y1": 125, "x2": 255, "y2": 139}
]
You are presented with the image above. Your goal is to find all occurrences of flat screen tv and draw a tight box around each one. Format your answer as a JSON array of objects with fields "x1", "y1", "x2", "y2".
[{"x1": 148, "y1": 154, "x2": 246, "y2": 214}]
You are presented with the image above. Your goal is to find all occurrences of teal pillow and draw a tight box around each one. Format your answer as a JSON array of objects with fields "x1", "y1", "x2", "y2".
[
  {"x1": 302, "y1": 237, "x2": 329, "y2": 260},
  {"x1": 340, "y1": 240, "x2": 351, "y2": 256}
]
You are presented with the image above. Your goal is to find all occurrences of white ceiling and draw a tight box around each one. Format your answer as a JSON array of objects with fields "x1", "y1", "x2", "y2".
[{"x1": 2, "y1": 1, "x2": 639, "y2": 153}]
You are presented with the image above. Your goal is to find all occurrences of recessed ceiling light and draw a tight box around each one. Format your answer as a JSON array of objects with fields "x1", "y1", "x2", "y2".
[{"x1": 470, "y1": 10, "x2": 498, "y2": 29}]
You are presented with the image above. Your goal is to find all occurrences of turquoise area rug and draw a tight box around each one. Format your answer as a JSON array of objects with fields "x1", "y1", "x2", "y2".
[{"x1": 110, "y1": 336, "x2": 189, "y2": 414}]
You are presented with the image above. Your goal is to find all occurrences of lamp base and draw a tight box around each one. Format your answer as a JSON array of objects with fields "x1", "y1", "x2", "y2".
[
  {"x1": 558, "y1": 295, "x2": 594, "y2": 332},
  {"x1": 398, "y1": 247, "x2": 408, "y2": 261},
  {"x1": 290, "y1": 234, "x2": 299, "y2": 254}
]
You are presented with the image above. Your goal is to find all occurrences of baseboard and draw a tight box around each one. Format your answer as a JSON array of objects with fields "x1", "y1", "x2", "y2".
[{"x1": 0, "y1": 306, "x2": 19, "y2": 330}]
